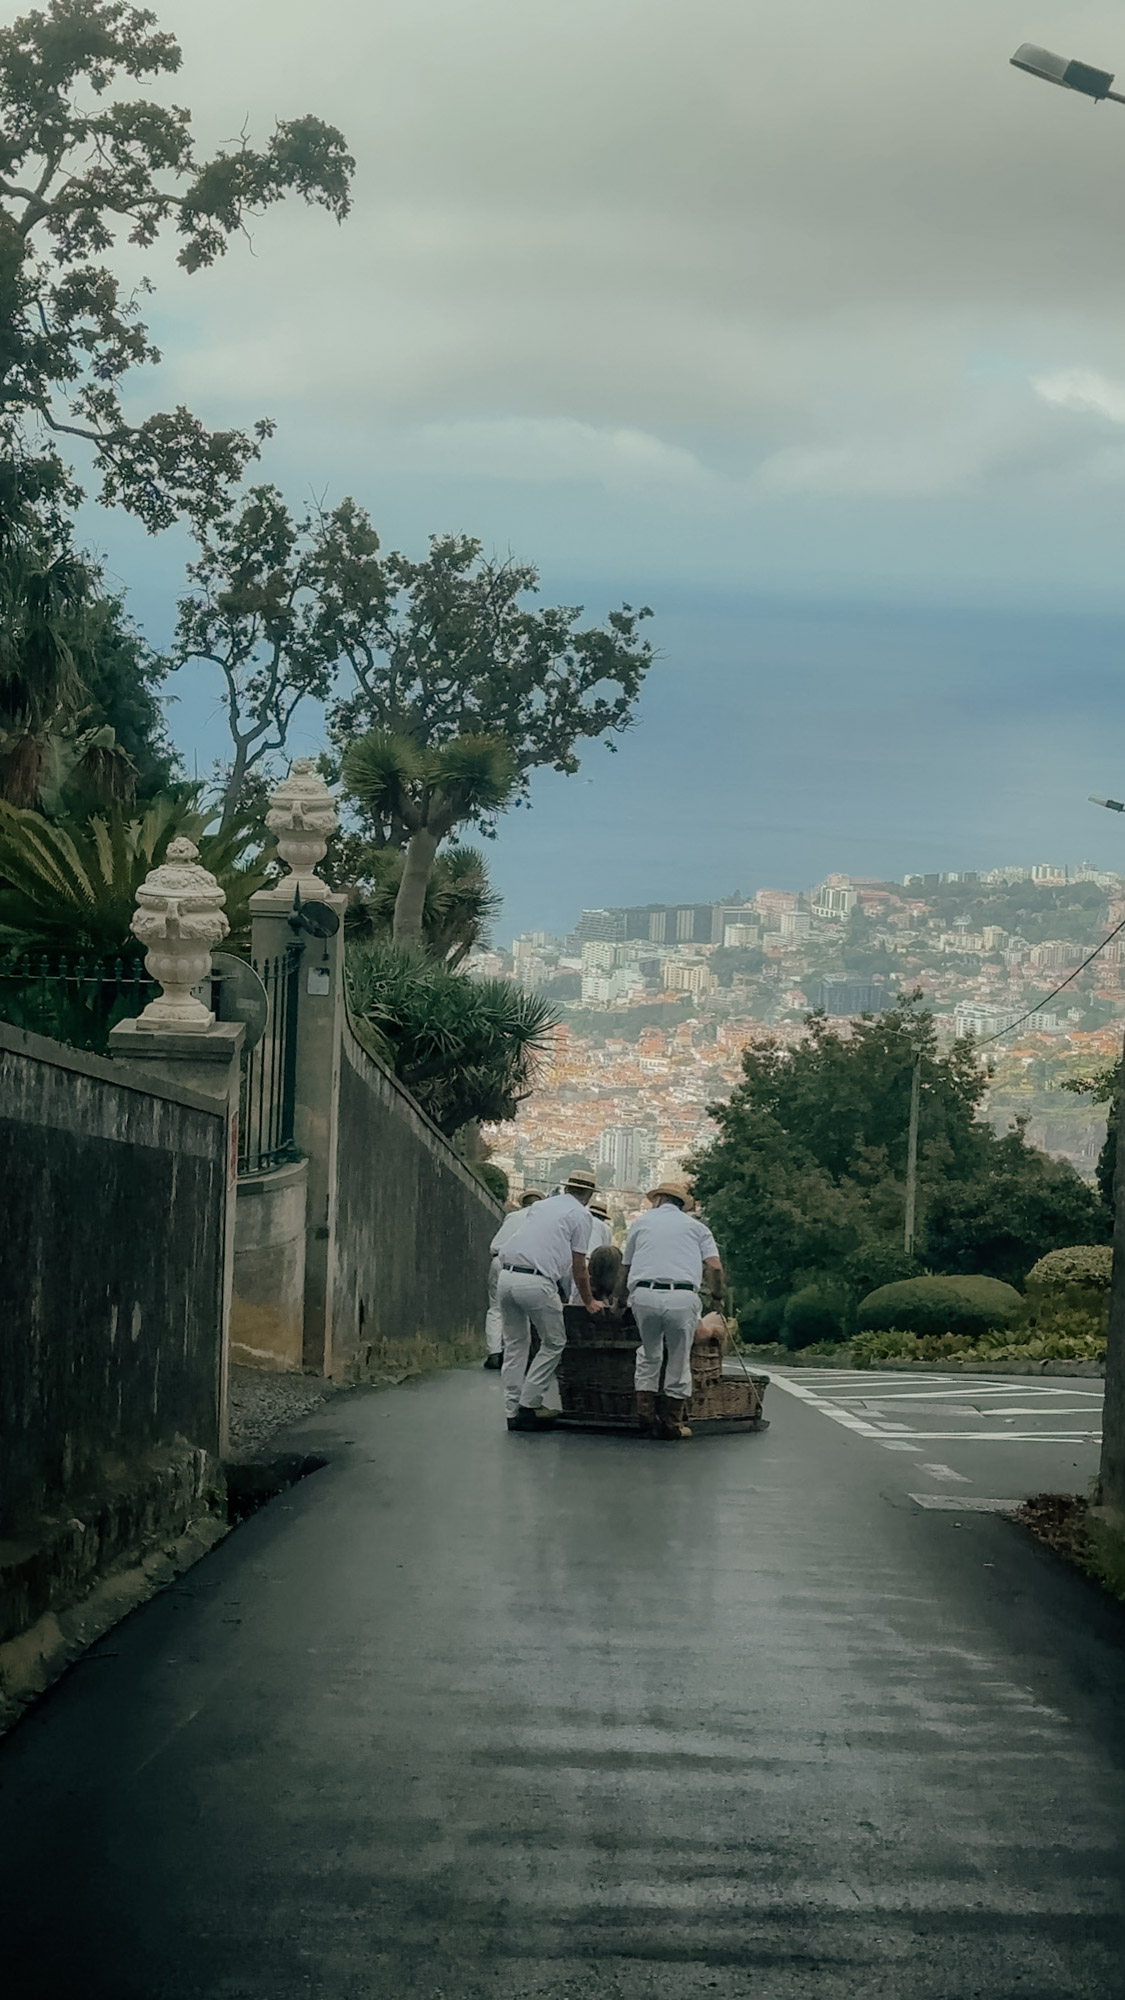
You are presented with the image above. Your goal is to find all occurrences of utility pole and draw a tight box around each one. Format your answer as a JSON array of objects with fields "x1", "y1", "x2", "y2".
[
  {"x1": 1098, "y1": 1053, "x2": 1125, "y2": 1529},
  {"x1": 904, "y1": 1051, "x2": 921, "y2": 1256}
]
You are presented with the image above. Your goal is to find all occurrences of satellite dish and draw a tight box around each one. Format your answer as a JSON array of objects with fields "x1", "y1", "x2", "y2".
[
  {"x1": 287, "y1": 888, "x2": 341, "y2": 940},
  {"x1": 209, "y1": 951, "x2": 270, "y2": 1051}
]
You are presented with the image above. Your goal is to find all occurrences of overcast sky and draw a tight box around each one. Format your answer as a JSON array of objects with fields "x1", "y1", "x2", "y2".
[{"x1": 78, "y1": 0, "x2": 1125, "y2": 934}]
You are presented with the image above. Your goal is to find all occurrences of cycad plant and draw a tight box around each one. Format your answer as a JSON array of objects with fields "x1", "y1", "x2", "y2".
[
  {"x1": 340, "y1": 730, "x2": 515, "y2": 942},
  {"x1": 346, "y1": 942, "x2": 558, "y2": 1134},
  {"x1": 0, "y1": 792, "x2": 270, "y2": 956}
]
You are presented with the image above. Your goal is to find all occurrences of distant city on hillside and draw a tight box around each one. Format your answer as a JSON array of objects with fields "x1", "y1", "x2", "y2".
[{"x1": 474, "y1": 862, "x2": 1125, "y2": 1207}]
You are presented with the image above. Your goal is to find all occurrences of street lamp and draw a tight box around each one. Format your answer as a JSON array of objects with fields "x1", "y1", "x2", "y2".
[{"x1": 1010, "y1": 43, "x2": 1125, "y2": 104}]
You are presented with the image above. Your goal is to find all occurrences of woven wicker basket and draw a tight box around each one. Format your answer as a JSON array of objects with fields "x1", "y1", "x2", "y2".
[{"x1": 556, "y1": 1310, "x2": 766, "y2": 1426}]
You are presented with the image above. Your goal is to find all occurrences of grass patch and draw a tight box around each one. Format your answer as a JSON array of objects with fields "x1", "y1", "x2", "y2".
[{"x1": 1015, "y1": 1493, "x2": 1125, "y2": 1606}]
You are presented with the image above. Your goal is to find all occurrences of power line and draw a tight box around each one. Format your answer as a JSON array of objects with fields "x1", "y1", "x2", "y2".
[{"x1": 974, "y1": 914, "x2": 1125, "y2": 1048}]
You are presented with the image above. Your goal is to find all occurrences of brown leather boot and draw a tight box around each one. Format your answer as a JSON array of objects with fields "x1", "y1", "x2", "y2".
[
  {"x1": 660, "y1": 1398, "x2": 693, "y2": 1440},
  {"x1": 635, "y1": 1390, "x2": 657, "y2": 1436}
]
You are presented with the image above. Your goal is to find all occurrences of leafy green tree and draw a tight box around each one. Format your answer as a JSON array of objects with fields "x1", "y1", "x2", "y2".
[
  {"x1": 0, "y1": 0, "x2": 353, "y2": 532},
  {"x1": 346, "y1": 942, "x2": 558, "y2": 1135},
  {"x1": 0, "y1": 515, "x2": 175, "y2": 810},
  {"x1": 314, "y1": 518, "x2": 654, "y2": 814},
  {"x1": 341, "y1": 729, "x2": 516, "y2": 943},
  {"x1": 690, "y1": 999, "x2": 1106, "y2": 1300},
  {"x1": 0, "y1": 519, "x2": 89, "y2": 802},
  {"x1": 69, "y1": 590, "x2": 176, "y2": 801}
]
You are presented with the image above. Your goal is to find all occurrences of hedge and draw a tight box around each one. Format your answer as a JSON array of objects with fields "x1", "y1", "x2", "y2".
[{"x1": 857, "y1": 1275, "x2": 1023, "y2": 1339}]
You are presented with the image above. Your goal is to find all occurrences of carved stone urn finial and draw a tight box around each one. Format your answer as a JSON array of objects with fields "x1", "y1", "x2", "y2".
[
  {"x1": 266, "y1": 758, "x2": 337, "y2": 897},
  {"x1": 130, "y1": 836, "x2": 229, "y2": 1033}
]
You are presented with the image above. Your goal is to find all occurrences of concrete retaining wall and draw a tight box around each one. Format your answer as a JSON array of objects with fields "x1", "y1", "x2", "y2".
[
  {"x1": 330, "y1": 1016, "x2": 502, "y2": 1381},
  {"x1": 231, "y1": 1160, "x2": 308, "y2": 1372}
]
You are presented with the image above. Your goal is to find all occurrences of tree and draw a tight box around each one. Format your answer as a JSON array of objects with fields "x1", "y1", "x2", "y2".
[
  {"x1": 0, "y1": 518, "x2": 89, "y2": 802},
  {"x1": 68, "y1": 590, "x2": 176, "y2": 802},
  {"x1": 341, "y1": 729, "x2": 516, "y2": 943},
  {"x1": 689, "y1": 1000, "x2": 1106, "y2": 1302},
  {"x1": 0, "y1": 514, "x2": 176, "y2": 810},
  {"x1": 313, "y1": 517, "x2": 654, "y2": 818},
  {"x1": 0, "y1": 1, "x2": 353, "y2": 533},
  {"x1": 174, "y1": 487, "x2": 338, "y2": 825}
]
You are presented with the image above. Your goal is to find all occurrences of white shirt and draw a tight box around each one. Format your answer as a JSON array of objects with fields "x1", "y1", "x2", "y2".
[
  {"x1": 623, "y1": 1205, "x2": 719, "y2": 1288},
  {"x1": 496, "y1": 1191, "x2": 591, "y2": 1285},
  {"x1": 490, "y1": 1210, "x2": 533, "y2": 1259},
  {"x1": 585, "y1": 1215, "x2": 613, "y2": 1254}
]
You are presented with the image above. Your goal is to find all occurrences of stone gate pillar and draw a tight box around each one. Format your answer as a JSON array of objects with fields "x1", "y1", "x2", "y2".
[
  {"x1": 250, "y1": 762, "x2": 346, "y2": 1377},
  {"x1": 108, "y1": 837, "x2": 244, "y2": 1454}
]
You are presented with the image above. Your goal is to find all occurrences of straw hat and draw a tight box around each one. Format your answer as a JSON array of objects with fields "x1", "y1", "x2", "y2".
[
  {"x1": 564, "y1": 1167, "x2": 597, "y2": 1192},
  {"x1": 588, "y1": 1196, "x2": 610, "y2": 1219},
  {"x1": 648, "y1": 1181, "x2": 690, "y2": 1208},
  {"x1": 518, "y1": 1188, "x2": 545, "y2": 1207}
]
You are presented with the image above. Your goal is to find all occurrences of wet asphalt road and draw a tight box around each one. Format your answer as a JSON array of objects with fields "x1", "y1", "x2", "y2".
[{"x1": 2, "y1": 1365, "x2": 1125, "y2": 2000}]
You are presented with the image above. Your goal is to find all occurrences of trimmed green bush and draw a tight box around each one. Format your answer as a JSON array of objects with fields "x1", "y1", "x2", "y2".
[
  {"x1": 782, "y1": 1285, "x2": 849, "y2": 1350},
  {"x1": 1026, "y1": 1245, "x2": 1112, "y2": 1300},
  {"x1": 857, "y1": 1275, "x2": 1023, "y2": 1340}
]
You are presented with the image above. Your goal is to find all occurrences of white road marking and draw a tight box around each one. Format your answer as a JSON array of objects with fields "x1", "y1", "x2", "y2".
[
  {"x1": 910, "y1": 1496, "x2": 1014, "y2": 1513},
  {"x1": 920, "y1": 1464, "x2": 971, "y2": 1483},
  {"x1": 765, "y1": 1367, "x2": 1103, "y2": 1457}
]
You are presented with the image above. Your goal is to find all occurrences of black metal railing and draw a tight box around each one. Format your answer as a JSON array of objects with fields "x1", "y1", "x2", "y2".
[
  {"x1": 238, "y1": 944, "x2": 303, "y2": 1175},
  {"x1": 0, "y1": 952, "x2": 157, "y2": 1053}
]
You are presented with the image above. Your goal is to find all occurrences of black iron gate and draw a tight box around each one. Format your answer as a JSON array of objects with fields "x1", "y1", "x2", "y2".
[{"x1": 237, "y1": 943, "x2": 303, "y2": 1175}]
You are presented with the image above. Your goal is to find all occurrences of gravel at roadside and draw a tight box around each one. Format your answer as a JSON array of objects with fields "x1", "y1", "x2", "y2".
[{"x1": 227, "y1": 1366, "x2": 338, "y2": 1460}]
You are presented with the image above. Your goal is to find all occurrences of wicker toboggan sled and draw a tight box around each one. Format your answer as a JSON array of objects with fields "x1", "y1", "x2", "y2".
[{"x1": 554, "y1": 1306, "x2": 769, "y2": 1436}]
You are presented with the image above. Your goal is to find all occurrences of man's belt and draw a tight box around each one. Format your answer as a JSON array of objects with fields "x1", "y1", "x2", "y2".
[
  {"x1": 634, "y1": 1280, "x2": 698, "y2": 1292},
  {"x1": 502, "y1": 1262, "x2": 544, "y2": 1276}
]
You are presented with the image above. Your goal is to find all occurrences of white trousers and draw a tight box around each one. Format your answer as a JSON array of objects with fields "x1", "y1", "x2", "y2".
[
  {"x1": 498, "y1": 1269, "x2": 567, "y2": 1417},
  {"x1": 631, "y1": 1289, "x2": 699, "y2": 1401},
  {"x1": 485, "y1": 1256, "x2": 503, "y2": 1354}
]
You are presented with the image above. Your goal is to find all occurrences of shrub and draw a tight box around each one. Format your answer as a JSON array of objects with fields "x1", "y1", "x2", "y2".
[
  {"x1": 346, "y1": 943, "x2": 559, "y2": 1134},
  {"x1": 847, "y1": 1324, "x2": 1105, "y2": 1366},
  {"x1": 474, "y1": 1162, "x2": 509, "y2": 1204},
  {"x1": 857, "y1": 1275, "x2": 1023, "y2": 1340},
  {"x1": 1025, "y1": 1246, "x2": 1112, "y2": 1303},
  {"x1": 781, "y1": 1284, "x2": 849, "y2": 1350},
  {"x1": 849, "y1": 1328, "x2": 978, "y2": 1365}
]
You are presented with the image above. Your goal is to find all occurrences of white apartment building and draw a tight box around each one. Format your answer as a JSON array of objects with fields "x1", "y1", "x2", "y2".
[
  {"x1": 811, "y1": 880, "x2": 858, "y2": 920},
  {"x1": 665, "y1": 961, "x2": 717, "y2": 995},
  {"x1": 597, "y1": 1125, "x2": 659, "y2": 1189}
]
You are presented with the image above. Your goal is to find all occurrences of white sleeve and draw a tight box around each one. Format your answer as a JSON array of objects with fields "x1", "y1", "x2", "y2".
[
  {"x1": 695, "y1": 1219, "x2": 720, "y2": 1260},
  {"x1": 623, "y1": 1222, "x2": 639, "y2": 1264},
  {"x1": 491, "y1": 1214, "x2": 519, "y2": 1256},
  {"x1": 567, "y1": 1206, "x2": 589, "y2": 1254}
]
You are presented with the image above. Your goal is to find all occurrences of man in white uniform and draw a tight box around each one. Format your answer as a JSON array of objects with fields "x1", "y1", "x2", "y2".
[
  {"x1": 622, "y1": 1182, "x2": 724, "y2": 1440},
  {"x1": 484, "y1": 1190, "x2": 544, "y2": 1368},
  {"x1": 497, "y1": 1168, "x2": 603, "y2": 1429},
  {"x1": 570, "y1": 1195, "x2": 613, "y2": 1301}
]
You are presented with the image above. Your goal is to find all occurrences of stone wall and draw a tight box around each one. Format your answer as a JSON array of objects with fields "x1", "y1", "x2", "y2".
[
  {"x1": 330, "y1": 1016, "x2": 502, "y2": 1381},
  {"x1": 1, "y1": 1021, "x2": 228, "y2": 1546}
]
